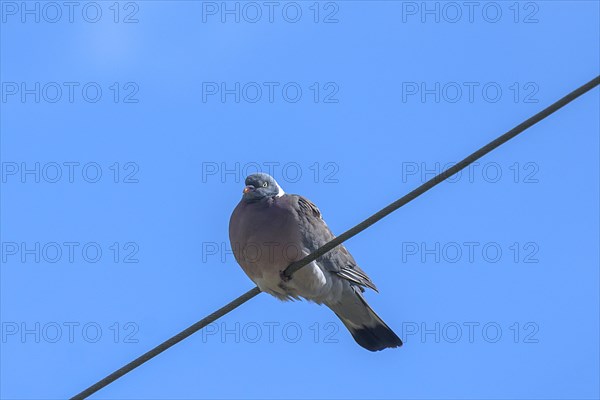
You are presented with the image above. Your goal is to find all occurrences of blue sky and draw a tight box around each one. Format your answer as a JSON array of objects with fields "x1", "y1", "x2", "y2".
[{"x1": 1, "y1": 1, "x2": 599, "y2": 399}]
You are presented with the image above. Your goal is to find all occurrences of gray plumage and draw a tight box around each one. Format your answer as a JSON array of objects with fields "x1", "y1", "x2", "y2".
[{"x1": 229, "y1": 173, "x2": 402, "y2": 351}]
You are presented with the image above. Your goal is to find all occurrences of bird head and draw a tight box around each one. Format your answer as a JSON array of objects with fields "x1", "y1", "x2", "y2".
[{"x1": 242, "y1": 173, "x2": 285, "y2": 202}]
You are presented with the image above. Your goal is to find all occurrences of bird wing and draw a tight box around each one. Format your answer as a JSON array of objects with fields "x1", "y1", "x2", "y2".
[{"x1": 291, "y1": 194, "x2": 378, "y2": 292}]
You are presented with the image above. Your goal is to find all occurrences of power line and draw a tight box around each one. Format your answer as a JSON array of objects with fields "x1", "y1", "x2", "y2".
[
  {"x1": 283, "y1": 75, "x2": 600, "y2": 279},
  {"x1": 72, "y1": 75, "x2": 599, "y2": 400},
  {"x1": 71, "y1": 287, "x2": 261, "y2": 400}
]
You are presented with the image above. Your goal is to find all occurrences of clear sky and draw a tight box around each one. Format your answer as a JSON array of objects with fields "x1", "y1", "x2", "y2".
[{"x1": 1, "y1": 1, "x2": 599, "y2": 399}]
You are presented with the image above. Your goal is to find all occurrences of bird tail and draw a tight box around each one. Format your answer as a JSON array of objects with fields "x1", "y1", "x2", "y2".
[{"x1": 327, "y1": 287, "x2": 402, "y2": 352}]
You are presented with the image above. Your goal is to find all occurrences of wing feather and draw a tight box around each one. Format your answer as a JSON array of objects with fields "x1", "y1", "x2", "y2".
[{"x1": 292, "y1": 195, "x2": 378, "y2": 292}]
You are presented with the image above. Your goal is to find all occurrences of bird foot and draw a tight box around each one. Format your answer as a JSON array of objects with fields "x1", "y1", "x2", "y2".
[{"x1": 280, "y1": 270, "x2": 292, "y2": 283}]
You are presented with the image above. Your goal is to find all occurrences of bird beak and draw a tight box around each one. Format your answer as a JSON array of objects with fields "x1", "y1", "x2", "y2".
[{"x1": 243, "y1": 185, "x2": 254, "y2": 194}]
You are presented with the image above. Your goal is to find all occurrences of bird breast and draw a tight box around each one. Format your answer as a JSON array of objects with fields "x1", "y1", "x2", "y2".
[{"x1": 229, "y1": 198, "x2": 330, "y2": 300}]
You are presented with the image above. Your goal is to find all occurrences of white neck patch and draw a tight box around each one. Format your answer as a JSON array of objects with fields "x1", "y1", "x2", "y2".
[{"x1": 275, "y1": 181, "x2": 285, "y2": 197}]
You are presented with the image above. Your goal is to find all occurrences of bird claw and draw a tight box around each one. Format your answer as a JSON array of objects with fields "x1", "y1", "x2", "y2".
[{"x1": 280, "y1": 270, "x2": 292, "y2": 282}]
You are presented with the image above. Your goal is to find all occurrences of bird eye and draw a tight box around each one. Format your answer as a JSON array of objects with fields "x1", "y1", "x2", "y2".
[{"x1": 262, "y1": 182, "x2": 268, "y2": 187}]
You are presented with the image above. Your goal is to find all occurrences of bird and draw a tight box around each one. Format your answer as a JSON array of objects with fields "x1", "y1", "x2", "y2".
[{"x1": 229, "y1": 173, "x2": 402, "y2": 351}]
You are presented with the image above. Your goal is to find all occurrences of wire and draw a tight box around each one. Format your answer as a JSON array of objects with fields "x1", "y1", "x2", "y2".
[
  {"x1": 71, "y1": 75, "x2": 599, "y2": 400},
  {"x1": 283, "y1": 75, "x2": 600, "y2": 278},
  {"x1": 71, "y1": 287, "x2": 262, "y2": 400}
]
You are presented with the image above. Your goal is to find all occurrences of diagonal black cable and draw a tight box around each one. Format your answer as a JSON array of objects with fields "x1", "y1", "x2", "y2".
[
  {"x1": 72, "y1": 75, "x2": 599, "y2": 400},
  {"x1": 71, "y1": 287, "x2": 262, "y2": 400},
  {"x1": 283, "y1": 75, "x2": 600, "y2": 278}
]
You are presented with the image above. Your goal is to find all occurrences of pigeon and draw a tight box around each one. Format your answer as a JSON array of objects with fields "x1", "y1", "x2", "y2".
[{"x1": 229, "y1": 173, "x2": 402, "y2": 351}]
